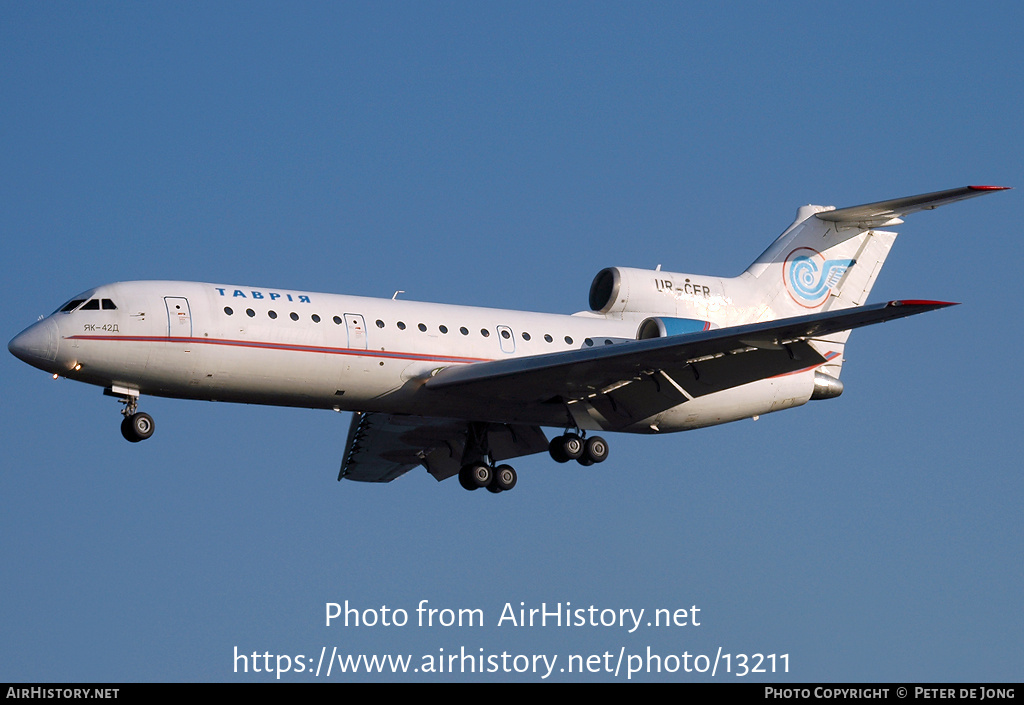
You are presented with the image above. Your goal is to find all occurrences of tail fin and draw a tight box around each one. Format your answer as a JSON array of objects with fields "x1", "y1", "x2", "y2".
[{"x1": 737, "y1": 185, "x2": 1008, "y2": 376}]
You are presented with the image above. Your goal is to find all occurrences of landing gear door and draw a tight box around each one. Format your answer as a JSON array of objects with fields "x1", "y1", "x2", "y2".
[
  {"x1": 164, "y1": 297, "x2": 192, "y2": 337},
  {"x1": 345, "y1": 314, "x2": 367, "y2": 349}
]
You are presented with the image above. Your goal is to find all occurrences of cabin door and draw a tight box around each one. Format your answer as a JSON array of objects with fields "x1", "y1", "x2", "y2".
[{"x1": 164, "y1": 297, "x2": 192, "y2": 337}]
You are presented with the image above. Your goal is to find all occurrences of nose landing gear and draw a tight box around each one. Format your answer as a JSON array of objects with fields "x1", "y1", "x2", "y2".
[{"x1": 109, "y1": 389, "x2": 155, "y2": 443}]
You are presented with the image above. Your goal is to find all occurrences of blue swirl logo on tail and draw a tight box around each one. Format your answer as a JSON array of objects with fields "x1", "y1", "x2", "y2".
[{"x1": 783, "y1": 248, "x2": 855, "y2": 308}]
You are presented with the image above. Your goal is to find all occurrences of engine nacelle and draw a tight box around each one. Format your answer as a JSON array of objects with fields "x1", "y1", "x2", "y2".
[
  {"x1": 636, "y1": 317, "x2": 719, "y2": 339},
  {"x1": 589, "y1": 266, "x2": 724, "y2": 317}
]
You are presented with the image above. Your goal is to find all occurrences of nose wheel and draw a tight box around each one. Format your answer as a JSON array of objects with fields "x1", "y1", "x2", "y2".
[
  {"x1": 111, "y1": 390, "x2": 155, "y2": 443},
  {"x1": 121, "y1": 412, "x2": 155, "y2": 443}
]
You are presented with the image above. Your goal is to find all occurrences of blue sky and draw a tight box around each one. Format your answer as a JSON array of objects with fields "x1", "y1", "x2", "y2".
[{"x1": 2, "y1": 2, "x2": 1021, "y2": 682}]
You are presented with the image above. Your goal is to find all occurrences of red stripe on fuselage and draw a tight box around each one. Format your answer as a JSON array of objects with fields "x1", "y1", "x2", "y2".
[{"x1": 63, "y1": 335, "x2": 493, "y2": 365}]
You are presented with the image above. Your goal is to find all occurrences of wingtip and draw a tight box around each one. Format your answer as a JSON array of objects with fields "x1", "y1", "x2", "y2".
[
  {"x1": 890, "y1": 299, "x2": 959, "y2": 308},
  {"x1": 968, "y1": 185, "x2": 1011, "y2": 191}
]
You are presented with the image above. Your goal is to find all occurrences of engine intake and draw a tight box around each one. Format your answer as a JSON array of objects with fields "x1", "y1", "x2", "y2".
[
  {"x1": 637, "y1": 317, "x2": 718, "y2": 339},
  {"x1": 590, "y1": 266, "x2": 719, "y2": 316},
  {"x1": 588, "y1": 268, "x2": 621, "y2": 313}
]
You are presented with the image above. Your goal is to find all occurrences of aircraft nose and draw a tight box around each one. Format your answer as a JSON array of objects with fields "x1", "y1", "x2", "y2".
[{"x1": 9, "y1": 318, "x2": 59, "y2": 368}]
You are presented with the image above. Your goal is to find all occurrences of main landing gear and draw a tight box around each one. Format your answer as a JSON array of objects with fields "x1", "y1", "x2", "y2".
[
  {"x1": 113, "y1": 391, "x2": 155, "y2": 443},
  {"x1": 457, "y1": 422, "x2": 519, "y2": 494},
  {"x1": 457, "y1": 428, "x2": 609, "y2": 495},
  {"x1": 458, "y1": 462, "x2": 518, "y2": 493},
  {"x1": 548, "y1": 432, "x2": 609, "y2": 466}
]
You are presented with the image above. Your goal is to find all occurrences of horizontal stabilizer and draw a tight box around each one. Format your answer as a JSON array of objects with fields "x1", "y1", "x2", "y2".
[{"x1": 816, "y1": 185, "x2": 1009, "y2": 227}]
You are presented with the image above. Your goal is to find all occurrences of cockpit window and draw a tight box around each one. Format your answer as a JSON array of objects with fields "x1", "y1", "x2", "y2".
[
  {"x1": 80, "y1": 299, "x2": 101, "y2": 310},
  {"x1": 101, "y1": 299, "x2": 117, "y2": 310},
  {"x1": 56, "y1": 299, "x2": 87, "y2": 313}
]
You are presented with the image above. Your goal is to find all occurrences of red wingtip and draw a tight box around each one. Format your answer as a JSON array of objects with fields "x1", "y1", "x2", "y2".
[
  {"x1": 968, "y1": 185, "x2": 1011, "y2": 191},
  {"x1": 891, "y1": 299, "x2": 959, "y2": 307}
]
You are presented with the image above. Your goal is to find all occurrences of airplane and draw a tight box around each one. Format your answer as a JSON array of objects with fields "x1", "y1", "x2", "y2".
[{"x1": 9, "y1": 185, "x2": 1008, "y2": 494}]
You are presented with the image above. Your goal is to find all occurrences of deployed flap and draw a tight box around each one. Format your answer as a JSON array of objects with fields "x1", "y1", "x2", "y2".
[
  {"x1": 338, "y1": 412, "x2": 548, "y2": 483},
  {"x1": 338, "y1": 412, "x2": 459, "y2": 483},
  {"x1": 424, "y1": 300, "x2": 954, "y2": 411},
  {"x1": 816, "y1": 185, "x2": 1009, "y2": 227}
]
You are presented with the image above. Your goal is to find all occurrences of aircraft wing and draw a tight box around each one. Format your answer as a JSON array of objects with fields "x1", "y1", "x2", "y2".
[
  {"x1": 338, "y1": 411, "x2": 548, "y2": 483},
  {"x1": 816, "y1": 185, "x2": 1009, "y2": 227},
  {"x1": 341, "y1": 300, "x2": 953, "y2": 481},
  {"x1": 422, "y1": 300, "x2": 955, "y2": 428}
]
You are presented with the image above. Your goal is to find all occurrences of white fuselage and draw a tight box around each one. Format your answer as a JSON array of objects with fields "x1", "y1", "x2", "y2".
[{"x1": 12, "y1": 279, "x2": 819, "y2": 434}]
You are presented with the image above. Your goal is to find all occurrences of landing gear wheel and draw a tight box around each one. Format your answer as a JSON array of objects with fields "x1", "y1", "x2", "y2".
[
  {"x1": 492, "y1": 464, "x2": 517, "y2": 492},
  {"x1": 120, "y1": 416, "x2": 138, "y2": 443},
  {"x1": 549, "y1": 434, "x2": 584, "y2": 463},
  {"x1": 121, "y1": 412, "x2": 155, "y2": 443},
  {"x1": 459, "y1": 463, "x2": 492, "y2": 491},
  {"x1": 582, "y1": 436, "x2": 608, "y2": 464},
  {"x1": 549, "y1": 437, "x2": 569, "y2": 463},
  {"x1": 458, "y1": 464, "x2": 478, "y2": 490},
  {"x1": 562, "y1": 434, "x2": 584, "y2": 460}
]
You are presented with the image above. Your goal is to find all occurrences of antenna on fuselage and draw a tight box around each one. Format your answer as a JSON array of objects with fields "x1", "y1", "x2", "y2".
[{"x1": 392, "y1": 290, "x2": 405, "y2": 300}]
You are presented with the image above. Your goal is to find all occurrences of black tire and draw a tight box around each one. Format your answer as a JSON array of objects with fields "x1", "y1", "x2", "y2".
[
  {"x1": 121, "y1": 412, "x2": 154, "y2": 442},
  {"x1": 459, "y1": 463, "x2": 482, "y2": 491},
  {"x1": 548, "y1": 436, "x2": 568, "y2": 463},
  {"x1": 493, "y1": 464, "x2": 517, "y2": 492},
  {"x1": 121, "y1": 416, "x2": 141, "y2": 443},
  {"x1": 130, "y1": 412, "x2": 155, "y2": 441},
  {"x1": 584, "y1": 436, "x2": 609, "y2": 464},
  {"x1": 562, "y1": 434, "x2": 584, "y2": 460},
  {"x1": 467, "y1": 463, "x2": 492, "y2": 489}
]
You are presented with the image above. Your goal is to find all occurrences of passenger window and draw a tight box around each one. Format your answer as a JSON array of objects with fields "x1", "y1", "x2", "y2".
[
  {"x1": 544, "y1": 334, "x2": 553, "y2": 343},
  {"x1": 418, "y1": 323, "x2": 427, "y2": 332},
  {"x1": 290, "y1": 312, "x2": 299, "y2": 321},
  {"x1": 564, "y1": 336, "x2": 573, "y2": 344},
  {"x1": 500, "y1": 329, "x2": 511, "y2": 339},
  {"x1": 224, "y1": 307, "x2": 234, "y2": 316},
  {"x1": 81, "y1": 299, "x2": 100, "y2": 310},
  {"x1": 334, "y1": 316, "x2": 343, "y2": 325},
  {"x1": 246, "y1": 309, "x2": 256, "y2": 317},
  {"x1": 460, "y1": 327, "x2": 469, "y2": 336},
  {"x1": 585, "y1": 338, "x2": 593, "y2": 346},
  {"x1": 376, "y1": 320, "x2": 385, "y2": 328},
  {"x1": 439, "y1": 325, "x2": 448, "y2": 334},
  {"x1": 312, "y1": 314, "x2": 321, "y2": 323},
  {"x1": 480, "y1": 329, "x2": 490, "y2": 338},
  {"x1": 397, "y1": 321, "x2": 407, "y2": 330},
  {"x1": 522, "y1": 332, "x2": 531, "y2": 341},
  {"x1": 268, "y1": 311, "x2": 278, "y2": 319}
]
